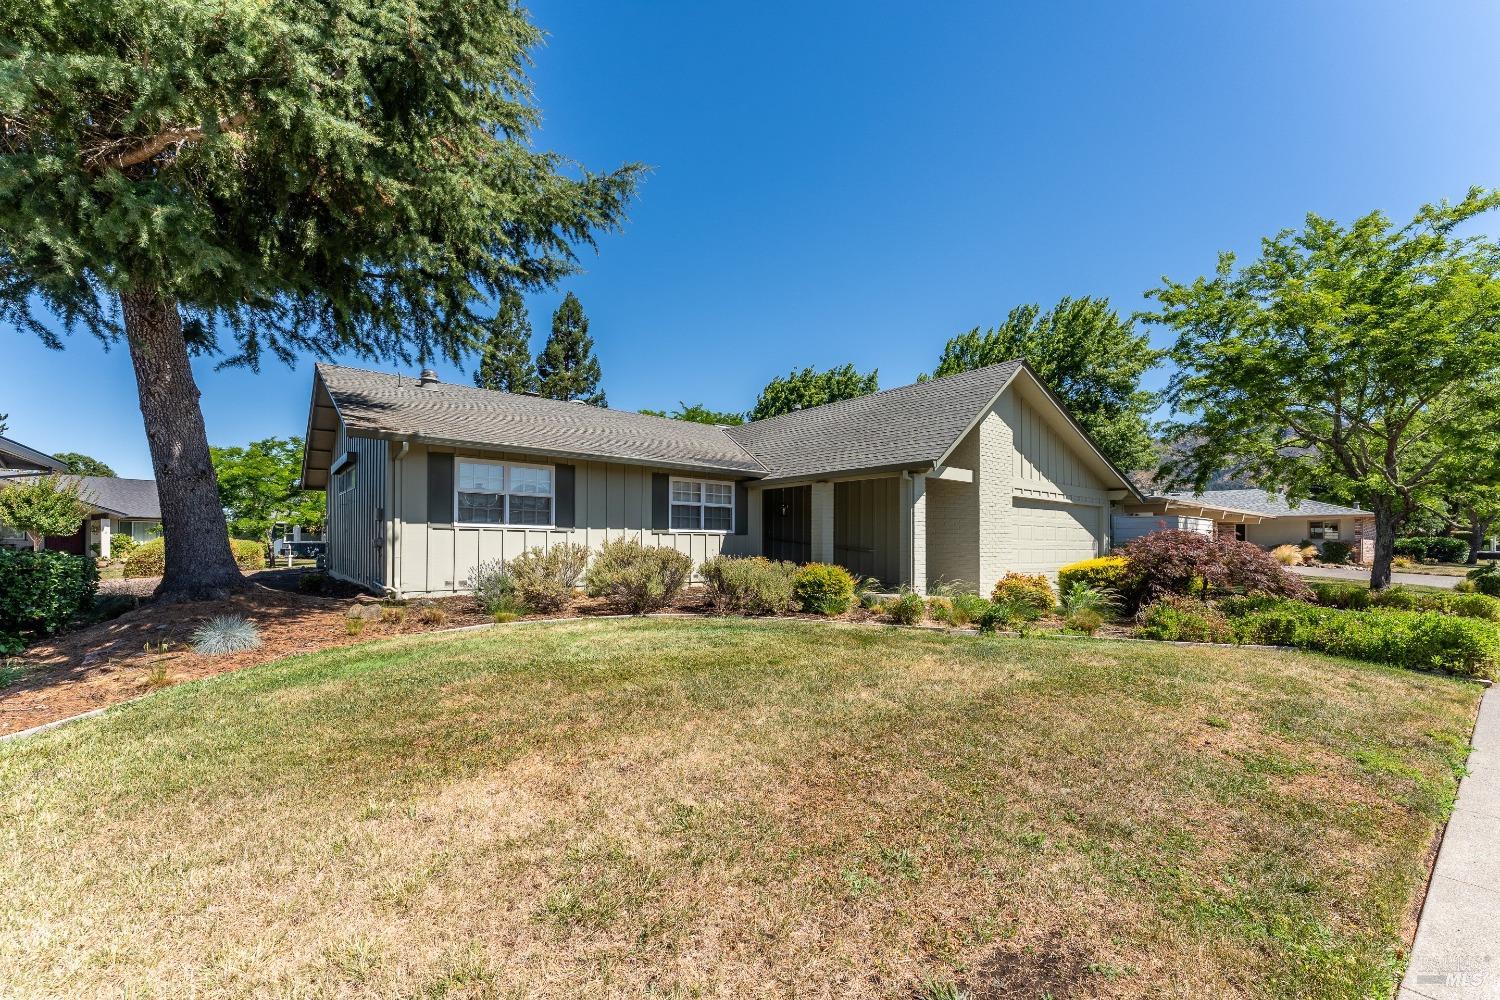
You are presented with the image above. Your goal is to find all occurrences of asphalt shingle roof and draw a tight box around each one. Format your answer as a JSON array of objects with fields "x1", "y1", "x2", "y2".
[
  {"x1": 724, "y1": 362, "x2": 1024, "y2": 482},
  {"x1": 315, "y1": 365, "x2": 767, "y2": 475},
  {"x1": 0, "y1": 475, "x2": 160, "y2": 519},
  {"x1": 1158, "y1": 488, "x2": 1367, "y2": 518}
]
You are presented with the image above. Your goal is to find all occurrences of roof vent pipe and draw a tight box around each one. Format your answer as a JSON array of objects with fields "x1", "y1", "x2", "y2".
[{"x1": 418, "y1": 368, "x2": 440, "y2": 387}]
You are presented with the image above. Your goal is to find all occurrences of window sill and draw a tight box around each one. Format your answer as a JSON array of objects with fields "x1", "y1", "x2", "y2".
[
  {"x1": 452, "y1": 522, "x2": 560, "y2": 530},
  {"x1": 668, "y1": 529, "x2": 732, "y2": 536}
]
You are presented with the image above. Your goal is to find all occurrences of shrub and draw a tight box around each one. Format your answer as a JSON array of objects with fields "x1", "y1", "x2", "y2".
[
  {"x1": 976, "y1": 595, "x2": 1044, "y2": 634},
  {"x1": 1467, "y1": 563, "x2": 1500, "y2": 597},
  {"x1": 990, "y1": 572, "x2": 1054, "y2": 616},
  {"x1": 189, "y1": 615, "x2": 263, "y2": 655},
  {"x1": 928, "y1": 593, "x2": 989, "y2": 628},
  {"x1": 1227, "y1": 599, "x2": 1499, "y2": 679},
  {"x1": 298, "y1": 571, "x2": 326, "y2": 593},
  {"x1": 1319, "y1": 541, "x2": 1353, "y2": 565},
  {"x1": 1309, "y1": 580, "x2": 1373, "y2": 611},
  {"x1": 124, "y1": 537, "x2": 263, "y2": 577},
  {"x1": 1057, "y1": 555, "x2": 1129, "y2": 594},
  {"x1": 505, "y1": 543, "x2": 589, "y2": 613},
  {"x1": 109, "y1": 534, "x2": 139, "y2": 560},
  {"x1": 1135, "y1": 596, "x2": 1233, "y2": 643},
  {"x1": 467, "y1": 559, "x2": 526, "y2": 616},
  {"x1": 1118, "y1": 531, "x2": 1309, "y2": 606},
  {"x1": 1393, "y1": 537, "x2": 1429, "y2": 560},
  {"x1": 699, "y1": 555, "x2": 798, "y2": 615},
  {"x1": 1065, "y1": 608, "x2": 1105, "y2": 635},
  {"x1": 586, "y1": 538, "x2": 693, "y2": 614},
  {"x1": 1057, "y1": 581, "x2": 1118, "y2": 618},
  {"x1": 1270, "y1": 544, "x2": 1305, "y2": 566},
  {"x1": 0, "y1": 548, "x2": 99, "y2": 643},
  {"x1": 1369, "y1": 585, "x2": 1419, "y2": 611},
  {"x1": 791, "y1": 562, "x2": 856, "y2": 616},
  {"x1": 1455, "y1": 579, "x2": 1477, "y2": 593},
  {"x1": 884, "y1": 590, "x2": 926, "y2": 625},
  {"x1": 1396, "y1": 536, "x2": 1470, "y2": 563},
  {"x1": 1450, "y1": 593, "x2": 1500, "y2": 622}
]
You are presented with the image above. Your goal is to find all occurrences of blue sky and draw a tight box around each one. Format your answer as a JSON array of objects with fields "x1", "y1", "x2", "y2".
[{"x1": 6, "y1": 1, "x2": 1500, "y2": 478}]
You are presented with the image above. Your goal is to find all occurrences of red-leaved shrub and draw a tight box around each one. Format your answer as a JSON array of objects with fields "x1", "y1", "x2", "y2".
[{"x1": 1118, "y1": 530, "x2": 1310, "y2": 606}]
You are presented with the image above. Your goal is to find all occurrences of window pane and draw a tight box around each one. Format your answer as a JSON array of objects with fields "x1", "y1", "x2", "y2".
[
  {"x1": 507, "y1": 494, "x2": 552, "y2": 525},
  {"x1": 458, "y1": 492, "x2": 504, "y2": 523},
  {"x1": 457, "y1": 462, "x2": 505, "y2": 493},
  {"x1": 703, "y1": 505, "x2": 733, "y2": 532},
  {"x1": 670, "y1": 503, "x2": 702, "y2": 530},
  {"x1": 508, "y1": 465, "x2": 552, "y2": 496},
  {"x1": 703, "y1": 482, "x2": 732, "y2": 505},
  {"x1": 671, "y1": 480, "x2": 701, "y2": 503}
]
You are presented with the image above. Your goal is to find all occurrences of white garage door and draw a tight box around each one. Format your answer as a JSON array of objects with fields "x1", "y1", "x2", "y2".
[{"x1": 1011, "y1": 498, "x2": 1102, "y2": 575}]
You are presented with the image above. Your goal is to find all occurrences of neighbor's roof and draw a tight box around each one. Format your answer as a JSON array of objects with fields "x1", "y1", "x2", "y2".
[
  {"x1": 725, "y1": 362, "x2": 1025, "y2": 482},
  {"x1": 0, "y1": 475, "x2": 160, "y2": 519},
  {"x1": 309, "y1": 364, "x2": 767, "y2": 478},
  {"x1": 1157, "y1": 488, "x2": 1368, "y2": 519},
  {"x1": 0, "y1": 435, "x2": 66, "y2": 472},
  {"x1": 304, "y1": 360, "x2": 1140, "y2": 495}
]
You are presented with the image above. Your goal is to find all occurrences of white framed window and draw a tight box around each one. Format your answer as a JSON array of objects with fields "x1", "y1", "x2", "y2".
[
  {"x1": 1308, "y1": 520, "x2": 1341, "y2": 540},
  {"x1": 455, "y1": 458, "x2": 554, "y2": 526},
  {"x1": 670, "y1": 477, "x2": 734, "y2": 533}
]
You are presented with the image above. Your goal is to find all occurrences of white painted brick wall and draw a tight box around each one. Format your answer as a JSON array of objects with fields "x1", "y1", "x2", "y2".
[
  {"x1": 926, "y1": 429, "x2": 980, "y2": 590},
  {"x1": 978, "y1": 402, "x2": 1015, "y2": 597}
]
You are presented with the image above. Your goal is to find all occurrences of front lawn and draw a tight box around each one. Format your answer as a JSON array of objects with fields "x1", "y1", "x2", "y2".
[{"x1": 0, "y1": 620, "x2": 1480, "y2": 998}]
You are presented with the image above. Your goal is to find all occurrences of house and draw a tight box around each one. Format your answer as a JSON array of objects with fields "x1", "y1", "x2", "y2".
[
  {"x1": 1117, "y1": 489, "x2": 1376, "y2": 562},
  {"x1": 299, "y1": 361, "x2": 1143, "y2": 597},
  {"x1": 0, "y1": 435, "x2": 67, "y2": 473},
  {"x1": 0, "y1": 471, "x2": 162, "y2": 556}
]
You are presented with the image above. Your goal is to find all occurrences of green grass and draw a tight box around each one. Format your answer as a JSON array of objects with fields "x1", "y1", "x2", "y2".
[
  {"x1": 1300, "y1": 574, "x2": 1456, "y2": 595},
  {"x1": 0, "y1": 619, "x2": 1479, "y2": 999}
]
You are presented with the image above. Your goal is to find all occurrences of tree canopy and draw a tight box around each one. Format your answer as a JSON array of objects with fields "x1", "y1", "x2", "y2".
[
  {"x1": 928, "y1": 297, "x2": 1162, "y2": 472},
  {"x1": 210, "y1": 437, "x2": 325, "y2": 547},
  {"x1": 639, "y1": 402, "x2": 745, "y2": 426},
  {"x1": 0, "y1": 476, "x2": 86, "y2": 551},
  {"x1": 52, "y1": 453, "x2": 116, "y2": 478},
  {"x1": 1144, "y1": 189, "x2": 1500, "y2": 587},
  {"x1": 537, "y1": 293, "x2": 606, "y2": 405},
  {"x1": 473, "y1": 290, "x2": 539, "y2": 395},
  {"x1": 0, "y1": 0, "x2": 639, "y2": 598},
  {"x1": 750, "y1": 364, "x2": 878, "y2": 421}
]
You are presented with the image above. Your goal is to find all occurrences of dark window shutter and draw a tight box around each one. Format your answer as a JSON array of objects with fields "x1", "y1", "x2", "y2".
[
  {"x1": 734, "y1": 482, "x2": 749, "y2": 535},
  {"x1": 651, "y1": 473, "x2": 670, "y2": 532},
  {"x1": 428, "y1": 452, "x2": 453, "y2": 525},
  {"x1": 554, "y1": 463, "x2": 576, "y2": 528}
]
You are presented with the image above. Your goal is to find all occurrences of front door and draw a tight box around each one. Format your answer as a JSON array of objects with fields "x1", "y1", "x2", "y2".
[{"x1": 762, "y1": 486, "x2": 810, "y2": 563}]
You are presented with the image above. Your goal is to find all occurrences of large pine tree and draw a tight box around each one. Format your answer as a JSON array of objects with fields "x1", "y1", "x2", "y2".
[
  {"x1": 473, "y1": 291, "x2": 538, "y2": 394},
  {"x1": 536, "y1": 292, "x2": 606, "y2": 405}
]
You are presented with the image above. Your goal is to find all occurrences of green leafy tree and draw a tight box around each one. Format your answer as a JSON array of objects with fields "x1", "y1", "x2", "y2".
[
  {"x1": 536, "y1": 292, "x2": 606, "y2": 405},
  {"x1": 0, "y1": 475, "x2": 87, "y2": 551},
  {"x1": 0, "y1": 2, "x2": 639, "y2": 600},
  {"x1": 640, "y1": 402, "x2": 745, "y2": 425},
  {"x1": 473, "y1": 290, "x2": 539, "y2": 394},
  {"x1": 750, "y1": 364, "x2": 878, "y2": 421},
  {"x1": 1144, "y1": 189, "x2": 1500, "y2": 588},
  {"x1": 52, "y1": 453, "x2": 116, "y2": 478},
  {"x1": 927, "y1": 297, "x2": 1162, "y2": 471},
  {"x1": 211, "y1": 437, "x2": 324, "y2": 548}
]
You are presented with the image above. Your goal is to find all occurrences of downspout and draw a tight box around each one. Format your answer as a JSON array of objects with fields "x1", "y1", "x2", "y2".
[{"x1": 387, "y1": 439, "x2": 409, "y2": 598}]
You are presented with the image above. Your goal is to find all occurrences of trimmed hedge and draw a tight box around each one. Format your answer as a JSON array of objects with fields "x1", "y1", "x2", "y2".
[
  {"x1": 792, "y1": 563, "x2": 856, "y2": 616},
  {"x1": 124, "y1": 537, "x2": 265, "y2": 578},
  {"x1": 0, "y1": 548, "x2": 98, "y2": 649},
  {"x1": 1394, "y1": 536, "x2": 1469, "y2": 563},
  {"x1": 585, "y1": 538, "x2": 692, "y2": 613},
  {"x1": 1057, "y1": 555, "x2": 1128, "y2": 594},
  {"x1": 1229, "y1": 599, "x2": 1499, "y2": 679}
]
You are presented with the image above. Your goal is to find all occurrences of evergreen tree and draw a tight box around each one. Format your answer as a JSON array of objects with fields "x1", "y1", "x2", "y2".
[
  {"x1": 537, "y1": 292, "x2": 606, "y2": 405},
  {"x1": 473, "y1": 291, "x2": 538, "y2": 394}
]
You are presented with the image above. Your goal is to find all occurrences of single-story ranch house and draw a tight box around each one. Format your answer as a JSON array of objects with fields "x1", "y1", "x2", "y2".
[
  {"x1": 1116, "y1": 489, "x2": 1376, "y2": 562},
  {"x1": 0, "y1": 436, "x2": 163, "y2": 556},
  {"x1": 301, "y1": 361, "x2": 1147, "y2": 597}
]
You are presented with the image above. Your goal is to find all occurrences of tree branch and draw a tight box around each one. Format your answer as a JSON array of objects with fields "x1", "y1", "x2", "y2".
[{"x1": 88, "y1": 113, "x2": 247, "y2": 173}]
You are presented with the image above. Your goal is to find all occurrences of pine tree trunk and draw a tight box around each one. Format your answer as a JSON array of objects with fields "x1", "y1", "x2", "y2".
[
  {"x1": 1369, "y1": 499, "x2": 1397, "y2": 590},
  {"x1": 121, "y1": 289, "x2": 245, "y2": 601}
]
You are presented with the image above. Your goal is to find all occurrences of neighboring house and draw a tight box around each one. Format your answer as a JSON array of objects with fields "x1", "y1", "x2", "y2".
[
  {"x1": 0, "y1": 435, "x2": 67, "y2": 473},
  {"x1": 1119, "y1": 489, "x2": 1376, "y2": 562},
  {"x1": 0, "y1": 473, "x2": 162, "y2": 556},
  {"x1": 300, "y1": 361, "x2": 1143, "y2": 597}
]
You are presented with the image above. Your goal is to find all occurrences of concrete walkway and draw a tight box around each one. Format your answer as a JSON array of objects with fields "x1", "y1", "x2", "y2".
[
  {"x1": 1401, "y1": 687, "x2": 1500, "y2": 999},
  {"x1": 1288, "y1": 564, "x2": 1464, "y2": 590}
]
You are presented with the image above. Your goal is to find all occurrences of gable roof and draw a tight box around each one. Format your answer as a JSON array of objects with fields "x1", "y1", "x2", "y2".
[
  {"x1": 306, "y1": 365, "x2": 766, "y2": 481},
  {"x1": 0, "y1": 475, "x2": 160, "y2": 519},
  {"x1": 1157, "y1": 488, "x2": 1367, "y2": 519},
  {"x1": 303, "y1": 360, "x2": 1141, "y2": 498},
  {"x1": 725, "y1": 362, "x2": 1025, "y2": 482},
  {"x1": 0, "y1": 435, "x2": 66, "y2": 473}
]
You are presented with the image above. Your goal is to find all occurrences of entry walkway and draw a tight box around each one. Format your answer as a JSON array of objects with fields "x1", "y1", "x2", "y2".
[
  {"x1": 1288, "y1": 564, "x2": 1464, "y2": 590},
  {"x1": 1400, "y1": 687, "x2": 1499, "y2": 999}
]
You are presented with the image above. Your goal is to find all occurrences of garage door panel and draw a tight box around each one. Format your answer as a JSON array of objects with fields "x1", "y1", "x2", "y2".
[{"x1": 1011, "y1": 498, "x2": 1100, "y2": 575}]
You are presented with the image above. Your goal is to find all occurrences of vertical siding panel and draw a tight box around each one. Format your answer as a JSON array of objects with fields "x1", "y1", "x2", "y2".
[{"x1": 607, "y1": 464, "x2": 625, "y2": 543}]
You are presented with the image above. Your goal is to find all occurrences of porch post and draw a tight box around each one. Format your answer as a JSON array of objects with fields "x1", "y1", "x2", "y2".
[
  {"x1": 98, "y1": 517, "x2": 111, "y2": 560},
  {"x1": 899, "y1": 472, "x2": 928, "y2": 593},
  {"x1": 810, "y1": 481, "x2": 835, "y2": 563}
]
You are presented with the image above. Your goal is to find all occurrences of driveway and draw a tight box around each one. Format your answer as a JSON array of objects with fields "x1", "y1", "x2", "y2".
[{"x1": 1288, "y1": 565, "x2": 1463, "y2": 590}]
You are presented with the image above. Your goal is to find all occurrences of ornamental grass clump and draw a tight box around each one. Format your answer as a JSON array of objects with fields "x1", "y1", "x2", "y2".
[
  {"x1": 189, "y1": 615, "x2": 263, "y2": 655},
  {"x1": 884, "y1": 590, "x2": 926, "y2": 626}
]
